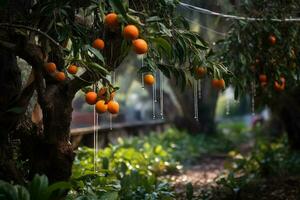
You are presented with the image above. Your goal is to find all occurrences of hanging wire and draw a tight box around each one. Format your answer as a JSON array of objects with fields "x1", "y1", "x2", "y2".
[
  {"x1": 194, "y1": 79, "x2": 199, "y2": 120},
  {"x1": 198, "y1": 79, "x2": 202, "y2": 100},
  {"x1": 152, "y1": 79, "x2": 156, "y2": 119},
  {"x1": 110, "y1": 71, "x2": 115, "y2": 130},
  {"x1": 251, "y1": 81, "x2": 256, "y2": 116},
  {"x1": 159, "y1": 71, "x2": 164, "y2": 119},
  {"x1": 184, "y1": 17, "x2": 227, "y2": 36},
  {"x1": 141, "y1": 56, "x2": 145, "y2": 89},
  {"x1": 93, "y1": 84, "x2": 97, "y2": 173},
  {"x1": 179, "y1": 2, "x2": 300, "y2": 22}
]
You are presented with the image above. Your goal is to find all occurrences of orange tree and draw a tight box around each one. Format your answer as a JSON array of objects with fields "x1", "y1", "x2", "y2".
[
  {"x1": 220, "y1": 0, "x2": 300, "y2": 149},
  {"x1": 0, "y1": 0, "x2": 228, "y2": 182}
]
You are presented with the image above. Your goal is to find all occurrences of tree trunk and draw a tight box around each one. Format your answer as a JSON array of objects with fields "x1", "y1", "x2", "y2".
[{"x1": 273, "y1": 86, "x2": 300, "y2": 151}]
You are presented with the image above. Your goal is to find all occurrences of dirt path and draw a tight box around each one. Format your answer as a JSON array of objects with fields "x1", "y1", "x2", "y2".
[{"x1": 164, "y1": 155, "x2": 227, "y2": 199}]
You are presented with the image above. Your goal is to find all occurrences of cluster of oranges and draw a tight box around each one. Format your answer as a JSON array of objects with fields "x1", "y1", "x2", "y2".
[
  {"x1": 92, "y1": 13, "x2": 148, "y2": 55},
  {"x1": 255, "y1": 34, "x2": 286, "y2": 92},
  {"x1": 44, "y1": 62, "x2": 79, "y2": 81},
  {"x1": 85, "y1": 88, "x2": 119, "y2": 114},
  {"x1": 91, "y1": 12, "x2": 154, "y2": 86},
  {"x1": 195, "y1": 66, "x2": 225, "y2": 90},
  {"x1": 259, "y1": 73, "x2": 286, "y2": 91}
]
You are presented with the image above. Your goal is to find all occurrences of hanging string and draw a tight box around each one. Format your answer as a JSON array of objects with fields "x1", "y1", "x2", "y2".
[
  {"x1": 110, "y1": 71, "x2": 115, "y2": 130},
  {"x1": 93, "y1": 84, "x2": 97, "y2": 173},
  {"x1": 198, "y1": 79, "x2": 202, "y2": 100},
  {"x1": 159, "y1": 71, "x2": 164, "y2": 119},
  {"x1": 152, "y1": 78, "x2": 156, "y2": 119},
  {"x1": 141, "y1": 56, "x2": 145, "y2": 89},
  {"x1": 194, "y1": 79, "x2": 199, "y2": 120},
  {"x1": 251, "y1": 81, "x2": 256, "y2": 116},
  {"x1": 179, "y1": 2, "x2": 300, "y2": 22}
]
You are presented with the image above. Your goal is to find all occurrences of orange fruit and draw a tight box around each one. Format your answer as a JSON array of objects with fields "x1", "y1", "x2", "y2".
[
  {"x1": 196, "y1": 67, "x2": 207, "y2": 77},
  {"x1": 132, "y1": 39, "x2": 148, "y2": 54},
  {"x1": 105, "y1": 13, "x2": 118, "y2": 27},
  {"x1": 55, "y1": 72, "x2": 66, "y2": 81},
  {"x1": 212, "y1": 79, "x2": 225, "y2": 90},
  {"x1": 67, "y1": 65, "x2": 78, "y2": 74},
  {"x1": 107, "y1": 101, "x2": 119, "y2": 114},
  {"x1": 92, "y1": 39, "x2": 105, "y2": 50},
  {"x1": 45, "y1": 62, "x2": 56, "y2": 73},
  {"x1": 268, "y1": 35, "x2": 276, "y2": 46},
  {"x1": 123, "y1": 25, "x2": 139, "y2": 40},
  {"x1": 259, "y1": 74, "x2": 267, "y2": 83},
  {"x1": 144, "y1": 74, "x2": 155, "y2": 85},
  {"x1": 85, "y1": 91, "x2": 98, "y2": 105},
  {"x1": 95, "y1": 100, "x2": 108, "y2": 114},
  {"x1": 274, "y1": 77, "x2": 286, "y2": 91}
]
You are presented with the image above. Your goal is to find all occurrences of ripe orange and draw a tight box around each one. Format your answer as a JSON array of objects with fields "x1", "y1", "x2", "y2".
[
  {"x1": 107, "y1": 101, "x2": 119, "y2": 114},
  {"x1": 55, "y1": 72, "x2": 66, "y2": 81},
  {"x1": 196, "y1": 67, "x2": 207, "y2": 77},
  {"x1": 123, "y1": 25, "x2": 139, "y2": 40},
  {"x1": 67, "y1": 65, "x2": 78, "y2": 74},
  {"x1": 105, "y1": 13, "x2": 118, "y2": 27},
  {"x1": 132, "y1": 39, "x2": 148, "y2": 54},
  {"x1": 212, "y1": 79, "x2": 225, "y2": 90},
  {"x1": 274, "y1": 77, "x2": 286, "y2": 91},
  {"x1": 259, "y1": 74, "x2": 267, "y2": 83},
  {"x1": 144, "y1": 74, "x2": 155, "y2": 85},
  {"x1": 268, "y1": 35, "x2": 276, "y2": 46},
  {"x1": 95, "y1": 100, "x2": 108, "y2": 114},
  {"x1": 45, "y1": 62, "x2": 56, "y2": 73},
  {"x1": 85, "y1": 91, "x2": 98, "y2": 105},
  {"x1": 93, "y1": 39, "x2": 105, "y2": 50}
]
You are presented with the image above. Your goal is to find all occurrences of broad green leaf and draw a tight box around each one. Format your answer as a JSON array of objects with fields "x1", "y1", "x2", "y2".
[{"x1": 109, "y1": 0, "x2": 127, "y2": 19}]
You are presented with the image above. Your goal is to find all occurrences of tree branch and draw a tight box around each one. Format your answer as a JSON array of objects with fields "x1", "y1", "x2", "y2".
[
  {"x1": 0, "y1": 40, "x2": 16, "y2": 51},
  {"x1": 0, "y1": 23, "x2": 65, "y2": 50}
]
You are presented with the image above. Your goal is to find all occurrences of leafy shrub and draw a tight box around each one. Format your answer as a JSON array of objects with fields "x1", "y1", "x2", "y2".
[{"x1": 0, "y1": 174, "x2": 71, "y2": 200}]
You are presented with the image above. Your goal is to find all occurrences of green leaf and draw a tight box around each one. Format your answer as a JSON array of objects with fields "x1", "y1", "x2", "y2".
[
  {"x1": 6, "y1": 107, "x2": 26, "y2": 114},
  {"x1": 152, "y1": 37, "x2": 172, "y2": 59},
  {"x1": 87, "y1": 45, "x2": 105, "y2": 63},
  {"x1": 15, "y1": 186, "x2": 30, "y2": 200},
  {"x1": 89, "y1": 62, "x2": 109, "y2": 75},
  {"x1": 109, "y1": 0, "x2": 127, "y2": 19}
]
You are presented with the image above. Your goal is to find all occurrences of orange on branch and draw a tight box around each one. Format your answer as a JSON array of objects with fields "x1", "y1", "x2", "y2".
[
  {"x1": 95, "y1": 100, "x2": 108, "y2": 114},
  {"x1": 144, "y1": 74, "x2": 155, "y2": 85},
  {"x1": 132, "y1": 39, "x2": 148, "y2": 54},
  {"x1": 123, "y1": 25, "x2": 139, "y2": 40},
  {"x1": 107, "y1": 101, "x2": 119, "y2": 114},
  {"x1": 274, "y1": 77, "x2": 286, "y2": 91},
  {"x1": 268, "y1": 34, "x2": 276, "y2": 46},
  {"x1": 67, "y1": 65, "x2": 78, "y2": 74},
  {"x1": 212, "y1": 79, "x2": 225, "y2": 90},
  {"x1": 45, "y1": 62, "x2": 56, "y2": 73},
  {"x1": 105, "y1": 13, "x2": 119, "y2": 27},
  {"x1": 92, "y1": 39, "x2": 105, "y2": 50},
  {"x1": 259, "y1": 74, "x2": 267, "y2": 83},
  {"x1": 55, "y1": 72, "x2": 66, "y2": 81},
  {"x1": 195, "y1": 67, "x2": 207, "y2": 77},
  {"x1": 85, "y1": 91, "x2": 98, "y2": 105}
]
